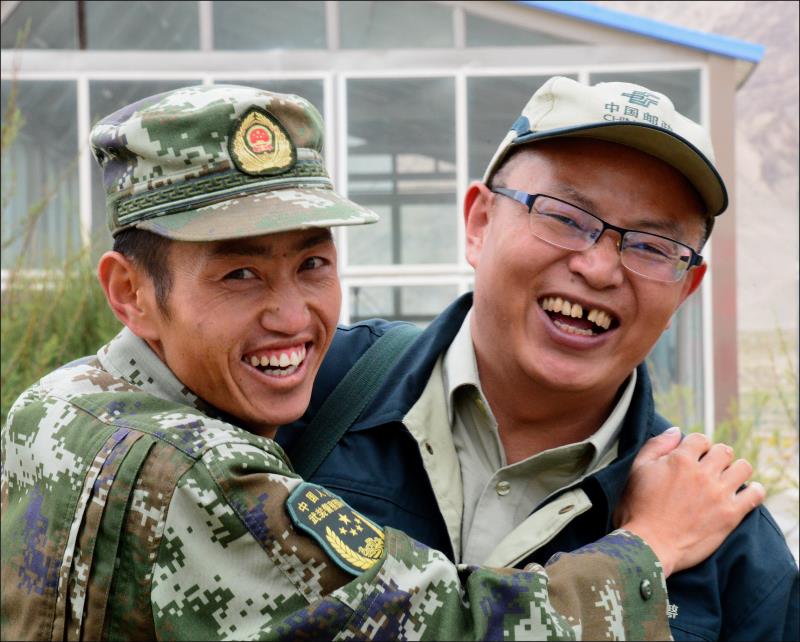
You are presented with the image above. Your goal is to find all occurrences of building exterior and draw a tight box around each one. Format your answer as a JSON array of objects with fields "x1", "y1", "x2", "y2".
[{"x1": 0, "y1": 0, "x2": 764, "y2": 432}]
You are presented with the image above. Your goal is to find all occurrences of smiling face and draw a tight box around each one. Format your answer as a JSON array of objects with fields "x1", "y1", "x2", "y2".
[
  {"x1": 142, "y1": 228, "x2": 341, "y2": 436},
  {"x1": 466, "y1": 138, "x2": 707, "y2": 403}
]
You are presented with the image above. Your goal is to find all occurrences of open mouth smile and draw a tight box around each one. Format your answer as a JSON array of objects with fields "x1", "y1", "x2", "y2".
[
  {"x1": 241, "y1": 344, "x2": 308, "y2": 377},
  {"x1": 539, "y1": 296, "x2": 619, "y2": 337}
]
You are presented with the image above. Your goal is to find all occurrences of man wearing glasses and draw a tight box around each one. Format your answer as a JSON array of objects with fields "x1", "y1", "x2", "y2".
[{"x1": 280, "y1": 76, "x2": 799, "y2": 640}]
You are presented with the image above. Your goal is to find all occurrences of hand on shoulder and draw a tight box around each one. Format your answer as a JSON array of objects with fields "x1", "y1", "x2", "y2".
[{"x1": 615, "y1": 428, "x2": 765, "y2": 577}]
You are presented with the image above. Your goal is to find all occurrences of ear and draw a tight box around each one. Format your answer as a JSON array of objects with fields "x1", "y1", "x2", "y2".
[
  {"x1": 665, "y1": 262, "x2": 707, "y2": 329},
  {"x1": 464, "y1": 182, "x2": 493, "y2": 269},
  {"x1": 97, "y1": 251, "x2": 162, "y2": 342},
  {"x1": 680, "y1": 261, "x2": 706, "y2": 303}
]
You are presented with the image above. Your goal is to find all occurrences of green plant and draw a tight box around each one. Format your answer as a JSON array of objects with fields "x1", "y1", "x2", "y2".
[
  {"x1": 0, "y1": 254, "x2": 122, "y2": 425},
  {"x1": 651, "y1": 330, "x2": 799, "y2": 498},
  {"x1": 1, "y1": 77, "x2": 121, "y2": 426}
]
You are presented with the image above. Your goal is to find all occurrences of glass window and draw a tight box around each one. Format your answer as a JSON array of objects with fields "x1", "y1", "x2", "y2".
[
  {"x1": 88, "y1": 80, "x2": 197, "y2": 257},
  {"x1": 2, "y1": 80, "x2": 80, "y2": 269},
  {"x1": 216, "y1": 79, "x2": 324, "y2": 116},
  {"x1": 349, "y1": 284, "x2": 458, "y2": 326},
  {"x1": 213, "y1": 1, "x2": 326, "y2": 50},
  {"x1": 466, "y1": 13, "x2": 583, "y2": 47},
  {"x1": 85, "y1": 1, "x2": 198, "y2": 50},
  {"x1": 648, "y1": 298, "x2": 705, "y2": 430},
  {"x1": 1, "y1": 0, "x2": 77, "y2": 49},
  {"x1": 467, "y1": 75, "x2": 577, "y2": 182},
  {"x1": 339, "y1": 1, "x2": 453, "y2": 49},
  {"x1": 589, "y1": 70, "x2": 701, "y2": 122},
  {"x1": 346, "y1": 77, "x2": 457, "y2": 266}
]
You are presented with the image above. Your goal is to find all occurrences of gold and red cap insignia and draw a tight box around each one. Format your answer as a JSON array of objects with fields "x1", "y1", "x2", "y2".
[{"x1": 229, "y1": 107, "x2": 296, "y2": 176}]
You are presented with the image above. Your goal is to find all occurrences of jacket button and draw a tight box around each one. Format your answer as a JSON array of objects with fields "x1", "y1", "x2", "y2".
[
  {"x1": 495, "y1": 480, "x2": 511, "y2": 496},
  {"x1": 640, "y1": 579, "x2": 653, "y2": 600}
]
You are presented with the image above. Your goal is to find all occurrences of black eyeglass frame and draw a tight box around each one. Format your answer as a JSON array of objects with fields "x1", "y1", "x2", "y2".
[{"x1": 490, "y1": 187, "x2": 703, "y2": 280}]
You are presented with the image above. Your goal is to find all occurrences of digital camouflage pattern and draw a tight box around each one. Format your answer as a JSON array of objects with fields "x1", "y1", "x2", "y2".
[
  {"x1": 89, "y1": 84, "x2": 378, "y2": 242},
  {"x1": 1, "y1": 328, "x2": 673, "y2": 640}
]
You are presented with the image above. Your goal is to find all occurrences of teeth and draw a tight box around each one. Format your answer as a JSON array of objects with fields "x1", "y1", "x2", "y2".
[
  {"x1": 275, "y1": 364, "x2": 298, "y2": 377},
  {"x1": 539, "y1": 297, "x2": 615, "y2": 331},
  {"x1": 245, "y1": 345, "x2": 307, "y2": 371},
  {"x1": 553, "y1": 319, "x2": 594, "y2": 336}
]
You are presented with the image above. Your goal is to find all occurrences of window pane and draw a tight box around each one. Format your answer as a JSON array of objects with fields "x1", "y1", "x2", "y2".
[
  {"x1": 349, "y1": 285, "x2": 458, "y2": 326},
  {"x1": 468, "y1": 75, "x2": 577, "y2": 182},
  {"x1": 346, "y1": 77, "x2": 457, "y2": 266},
  {"x1": 89, "y1": 80, "x2": 197, "y2": 257},
  {"x1": 213, "y1": 1, "x2": 326, "y2": 50},
  {"x1": 466, "y1": 13, "x2": 583, "y2": 47},
  {"x1": 340, "y1": 1, "x2": 453, "y2": 49},
  {"x1": 2, "y1": 81, "x2": 80, "y2": 268},
  {"x1": 589, "y1": 70, "x2": 701, "y2": 122},
  {"x1": 216, "y1": 79, "x2": 324, "y2": 116},
  {"x1": 648, "y1": 297, "x2": 705, "y2": 430},
  {"x1": 1, "y1": 0, "x2": 77, "y2": 49},
  {"x1": 85, "y1": 1, "x2": 198, "y2": 50}
]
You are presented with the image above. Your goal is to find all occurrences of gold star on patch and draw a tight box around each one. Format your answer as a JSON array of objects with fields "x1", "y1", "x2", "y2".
[{"x1": 338, "y1": 514, "x2": 351, "y2": 525}]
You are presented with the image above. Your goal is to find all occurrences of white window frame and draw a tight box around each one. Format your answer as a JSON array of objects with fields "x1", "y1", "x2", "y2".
[{"x1": 1, "y1": 0, "x2": 714, "y2": 429}]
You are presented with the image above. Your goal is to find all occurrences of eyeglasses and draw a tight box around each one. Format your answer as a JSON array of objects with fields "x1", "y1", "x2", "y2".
[{"x1": 490, "y1": 187, "x2": 703, "y2": 283}]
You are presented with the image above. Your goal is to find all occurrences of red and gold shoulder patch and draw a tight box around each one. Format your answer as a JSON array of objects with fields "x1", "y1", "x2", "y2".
[{"x1": 229, "y1": 107, "x2": 296, "y2": 176}]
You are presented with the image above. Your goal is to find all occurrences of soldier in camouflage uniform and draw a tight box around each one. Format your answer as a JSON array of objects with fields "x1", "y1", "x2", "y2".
[{"x1": 0, "y1": 85, "x2": 757, "y2": 641}]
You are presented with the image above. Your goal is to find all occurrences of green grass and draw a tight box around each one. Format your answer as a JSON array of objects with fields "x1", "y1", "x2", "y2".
[{"x1": 1, "y1": 254, "x2": 122, "y2": 424}]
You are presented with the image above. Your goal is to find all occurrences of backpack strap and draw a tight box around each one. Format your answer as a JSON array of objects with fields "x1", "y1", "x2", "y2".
[{"x1": 288, "y1": 323, "x2": 422, "y2": 480}]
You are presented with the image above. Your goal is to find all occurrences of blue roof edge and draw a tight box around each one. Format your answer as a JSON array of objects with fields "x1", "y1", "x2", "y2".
[{"x1": 518, "y1": 1, "x2": 764, "y2": 62}]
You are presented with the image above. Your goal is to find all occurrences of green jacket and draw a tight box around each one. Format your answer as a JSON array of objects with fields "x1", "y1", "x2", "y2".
[{"x1": 1, "y1": 328, "x2": 671, "y2": 640}]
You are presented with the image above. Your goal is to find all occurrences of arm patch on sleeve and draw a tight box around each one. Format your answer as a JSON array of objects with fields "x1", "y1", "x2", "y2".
[{"x1": 286, "y1": 482, "x2": 385, "y2": 576}]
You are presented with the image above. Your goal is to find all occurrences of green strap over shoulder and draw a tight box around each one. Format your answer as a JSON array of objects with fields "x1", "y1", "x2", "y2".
[{"x1": 288, "y1": 323, "x2": 422, "y2": 480}]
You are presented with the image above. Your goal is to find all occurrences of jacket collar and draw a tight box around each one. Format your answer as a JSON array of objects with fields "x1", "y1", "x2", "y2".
[
  {"x1": 97, "y1": 326, "x2": 235, "y2": 422},
  {"x1": 348, "y1": 293, "x2": 473, "y2": 432},
  {"x1": 346, "y1": 291, "x2": 665, "y2": 518},
  {"x1": 587, "y1": 361, "x2": 665, "y2": 527}
]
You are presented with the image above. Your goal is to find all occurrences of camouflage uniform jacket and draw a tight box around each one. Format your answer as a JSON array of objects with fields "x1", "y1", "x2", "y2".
[{"x1": 2, "y1": 328, "x2": 672, "y2": 641}]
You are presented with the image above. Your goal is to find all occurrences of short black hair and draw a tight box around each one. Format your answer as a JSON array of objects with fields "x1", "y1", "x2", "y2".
[{"x1": 112, "y1": 228, "x2": 174, "y2": 316}]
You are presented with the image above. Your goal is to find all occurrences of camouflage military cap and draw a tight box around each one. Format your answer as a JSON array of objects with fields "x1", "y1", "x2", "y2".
[
  {"x1": 90, "y1": 84, "x2": 378, "y2": 240},
  {"x1": 484, "y1": 75, "x2": 728, "y2": 218}
]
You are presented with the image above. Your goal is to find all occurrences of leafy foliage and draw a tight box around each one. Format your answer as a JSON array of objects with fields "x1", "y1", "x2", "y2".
[{"x1": 1, "y1": 78, "x2": 121, "y2": 425}]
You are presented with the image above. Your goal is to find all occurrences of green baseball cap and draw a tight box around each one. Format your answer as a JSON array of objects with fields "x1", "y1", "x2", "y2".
[
  {"x1": 483, "y1": 76, "x2": 728, "y2": 218},
  {"x1": 90, "y1": 84, "x2": 378, "y2": 241}
]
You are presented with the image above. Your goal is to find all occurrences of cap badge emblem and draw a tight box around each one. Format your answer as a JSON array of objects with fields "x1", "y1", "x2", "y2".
[{"x1": 230, "y1": 107, "x2": 296, "y2": 176}]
